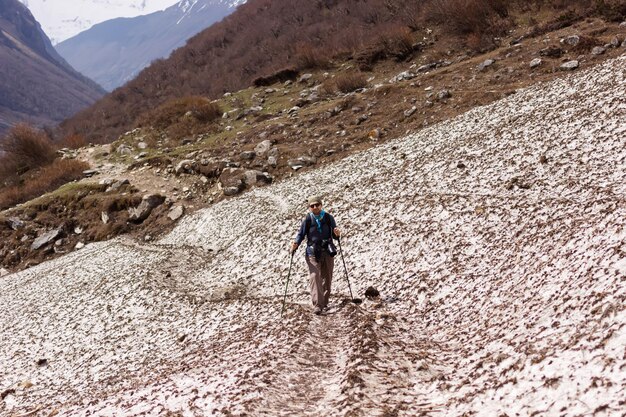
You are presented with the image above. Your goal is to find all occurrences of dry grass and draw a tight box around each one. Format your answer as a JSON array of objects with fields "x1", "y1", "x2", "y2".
[
  {"x1": 0, "y1": 159, "x2": 89, "y2": 210},
  {"x1": 295, "y1": 44, "x2": 333, "y2": 70},
  {"x1": 137, "y1": 96, "x2": 222, "y2": 141},
  {"x1": 0, "y1": 124, "x2": 55, "y2": 179},
  {"x1": 334, "y1": 72, "x2": 368, "y2": 94},
  {"x1": 425, "y1": 0, "x2": 511, "y2": 48},
  {"x1": 58, "y1": 134, "x2": 88, "y2": 149}
]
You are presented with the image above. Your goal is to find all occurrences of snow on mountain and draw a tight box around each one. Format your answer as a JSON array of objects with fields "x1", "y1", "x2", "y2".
[
  {"x1": 18, "y1": 0, "x2": 181, "y2": 44},
  {"x1": 55, "y1": 0, "x2": 245, "y2": 91}
]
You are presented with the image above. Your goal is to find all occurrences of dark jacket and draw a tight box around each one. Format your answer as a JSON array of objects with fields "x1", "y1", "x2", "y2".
[{"x1": 294, "y1": 212, "x2": 337, "y2": 258}]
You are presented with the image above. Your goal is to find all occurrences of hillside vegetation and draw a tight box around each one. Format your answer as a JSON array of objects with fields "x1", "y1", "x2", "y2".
[
  {"x1": 59, "y1": 0, "x2": 626, "y2": 143},
  {"x1": 1, "y1": 0, "x2": 625, "y2": 271}
]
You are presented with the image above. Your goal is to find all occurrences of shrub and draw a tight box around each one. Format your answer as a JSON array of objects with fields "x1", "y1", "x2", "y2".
[
  {"x1": 295, "y1": 44, "x2": 332, "y2": 70},
  {"x1": 334, "y1": 72, "x2": 368, "y2": 93},
  {"x1": 425, "y1": 0, "x2": 511, "y2": 42},
  {"x1": 58, "y1": 134, "x2": 87, "y2": 149},
  {"x1": 0, "y1": 159, "x2": 89, "y2": 210},
  {"x1": 0, "y1": 124, "x2": 55, "y2": 177},
  {"x1": 139, "y1": 96, "x2": 222, "y2": 130}
]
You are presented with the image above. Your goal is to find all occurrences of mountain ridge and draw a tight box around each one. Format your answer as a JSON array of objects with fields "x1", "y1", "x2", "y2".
[
  {"x1": 55, "y1": 0, "x2": 244, "y2": 91},
  {"x1": 0, "y1": 0, "x2": 105, "y2": 137}
]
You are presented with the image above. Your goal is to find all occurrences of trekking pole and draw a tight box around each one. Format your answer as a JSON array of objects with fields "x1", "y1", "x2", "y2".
[
  {"x1": 281, "y1": 250, "x2": 295, "y2": 317},
  {"x1": 337, "y1": 237, "x2": 362, "y2": 304}
]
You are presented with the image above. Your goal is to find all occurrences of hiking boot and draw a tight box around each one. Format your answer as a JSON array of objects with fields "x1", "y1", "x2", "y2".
[{"x1": 314, "y1": 307, "x2": 323, "y2": 315}]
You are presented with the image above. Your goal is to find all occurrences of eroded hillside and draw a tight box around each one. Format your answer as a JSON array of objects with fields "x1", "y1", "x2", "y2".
[{"x1": 0, "y1": 54, "x2": 624, "y2": 416}]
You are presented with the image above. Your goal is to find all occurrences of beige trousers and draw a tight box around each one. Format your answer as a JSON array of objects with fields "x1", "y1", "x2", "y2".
[{"x1": 306, "y1": 253, "x2": 335, "y2": 308}]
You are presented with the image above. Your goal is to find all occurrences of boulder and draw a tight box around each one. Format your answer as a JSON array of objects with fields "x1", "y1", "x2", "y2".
[
  {"x1": 591, "y1": 46, "x2": 606, "y2": 55},
  {"x1": 254, "y1": 140, "x2": 272, "y2": 156},
  {"x1": 31, "y1": 229, "x2": 63, "y2": 250},
  {"x1": 365, "y1": 286, "x2": 380, "y2": 298},
  {"x1": 107, "y1": 179, "x2": 130, "y2": 192},
  {"x1": 298, "y1": 73, "x2": 313, "y2": 83},
  {"x1": 240, "y1": 151, "x2": 256, "y2": 161},
  {"x1": 168, "y1": 205, "x2": 185, "y2": 221},
  {"x1": 219, "y1": 168, "x2": 246, "y2": 195},
  {"x1": 561, "y1": 35, "x2": 580, "y2": 46},
  {"x1": 5, "y1": 217, "x2": 24, "y2": 230},
  {"x1": 437, "y1": 90, "x2": 451, "y2": 100},
  {"x1": 243, "y1": 170, "x2": 273, "y2": 187},
  {"x1": 175, "y1": 160, "x2": 197, "y2": 175},
  {"x1": 539, "y1": 46, "x2": 563, "y2": 58},
  {"x1": 477, "y1": 59, "x2": 495, "y2": 72},
  {"x1": 198, "y1": 161, "x2": 225, "y2": 179},
  {"x1": 287, "y1": 156, "x2": 317, "y2": 171},
  {"x1": 390, "y1": 71, "x2": 416, "y2": 83},
  {"x1": 560, "y1": 60, "x2": 579, "y2": 71},
  {"x1": 529, "y1": 58, "x2": 542, "y2": 68},
  {"x1": 128, "y1": 194, "x2": 165, "y2": 223},
  {"x1": 609, "y1": 36, "x2": 620, "y2": 48}
]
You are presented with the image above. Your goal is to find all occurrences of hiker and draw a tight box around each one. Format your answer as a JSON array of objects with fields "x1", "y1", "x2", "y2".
[{"x1": 291, "y1": 196, "x2": 341, "y2": 315}]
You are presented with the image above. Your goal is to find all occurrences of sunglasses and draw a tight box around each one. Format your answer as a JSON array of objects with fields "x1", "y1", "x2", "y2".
[{"x1": 309, "y1": 203, "x2": 321, "y2": 208}]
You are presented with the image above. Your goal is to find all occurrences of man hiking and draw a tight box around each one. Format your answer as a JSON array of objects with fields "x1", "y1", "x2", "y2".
[{"x1": 291, "y1": 196, "x2": 341, "y2": 315}]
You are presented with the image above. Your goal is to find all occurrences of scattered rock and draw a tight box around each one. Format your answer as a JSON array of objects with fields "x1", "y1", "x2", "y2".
[
  {"x1": 390, "y1": 71, "x2": 416, "y2": 83},
  {"x1": 219, "y1": 168, "x2": 246, "y2": 196},
  {"x1": 168, "y1": 206, "x2": 185, "y2": 221},
  {"x1": 128, "y1": 194, "x2": 166, "y2": 223},
  {"x1": 0, "y1": 268, "x2": 9, "y2": 278},
  {"x1": 355, "y1": 114, "x2": 369, "y2": 125},
  {"x1": 609, "y1": 36, "x2": 620, "y2": 48},
  {"x1": 75, "y1": 242, "x2": 85, "y2": 250},
  {"x1": 287, "y1": 106, "x2": 300, "y2": 114},
  {"x1": 101, "y1": 212, "x2": 110, "y2": 224},
  {"x1": 437, "y1": 90, "x2": 451, "y2": 100},
  {"x1": 5, "y1": 217, "x2": 25, "y2": 230},
  {"x1": 530, "y1": 58, "x2": 542, "y2": 68},
  {"x1": 287, "y1": 156, "x2": 317, "y2": 171},
  {"x1": 36, "y1": 358, "x2": 48, "y2": 367},
  {"x1": 477, "y1": 59, "x2": 495, "y2": 72},
  {"x1": 591, "y1": 46, "x2": 606, "y2": 55},
  {"x1": 31, "y1": 229, "x2": 63, "y2": 250},
  {"x1": 365, "y1": 286, "x2": 380, "y2": 298},
  {"x1": 175, "y1": 160, "x2": 197, "y2": 175},
  {"x1": 240, "y1": 151, "x2": 256, "y2": 161},
  {"x1": 137, "y1": 142, "x2": 148, "y2": 149},
  {"x1": 560, "y1": 60, "x2": 579, "y2": 71},
  {"x1": 416, "y1": 62, "x2": 438, "y2": 73},
  {"x1": 539, "y1": 46, "x2": 564, "y2": 58},
  {"x1": 243, "y1": 170, "x2": 273, "y2": 187},
  {"x1": 457, "y1": 161, "x2": 466, "y2": 169},
  {"x1": 107, "y1": 179, "x2": 130, "y2": 192},
  {"x1": 404, "y1": 106, "x2": 417, "y2": 118},
  {"x1": 117, "y1": 144, "x2": 133, "y2": 155},
  {"x1": 82, "y1": 169, "x2": 98, "y2": 178},
  {"x1": 254, "y1": 140, "x2": 272, "y2": 156},
  {"x1": 561, "y1": 35, "x2": 580, "y2": 46},
  {"x1": 268, "y1": 156, "x2": 278, "y2": 167}
]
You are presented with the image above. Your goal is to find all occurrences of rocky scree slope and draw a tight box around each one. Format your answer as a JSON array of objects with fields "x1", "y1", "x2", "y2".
[{"x1": 0, "y1": 56, "x2": 624, "y2": 416}]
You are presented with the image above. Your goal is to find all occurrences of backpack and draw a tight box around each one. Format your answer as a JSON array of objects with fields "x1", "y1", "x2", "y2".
[{"x1": 304, "y1": 213, "x2": 337, "y2": 257}]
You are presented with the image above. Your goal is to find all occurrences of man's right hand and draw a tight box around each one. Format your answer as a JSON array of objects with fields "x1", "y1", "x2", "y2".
[{"x1": 290, "y1": 243, "x2": 299, "y2": 254}]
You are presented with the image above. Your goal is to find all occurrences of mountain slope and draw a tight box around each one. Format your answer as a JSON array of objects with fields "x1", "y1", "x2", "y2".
[
  {"x1": 1, "y1": 56, "x2": 624, "y2": 416},
  {"x1": 0, "y1": 0, "x2": 105, "y2": 137},
  {"x1": 55, "y1": 0, "x2": 244, "y2": 91},
  {"x1": 18, "y1": 0, "x2": 181, "y2": 44}
]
